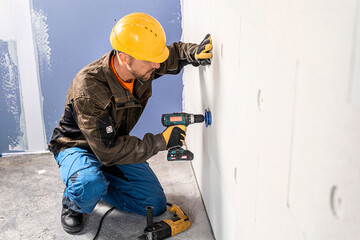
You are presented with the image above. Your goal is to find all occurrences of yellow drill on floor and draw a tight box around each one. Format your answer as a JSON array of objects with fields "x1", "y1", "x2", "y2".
[{"x1": 137, "y1": 203, "x2": 192, "y2": 240}]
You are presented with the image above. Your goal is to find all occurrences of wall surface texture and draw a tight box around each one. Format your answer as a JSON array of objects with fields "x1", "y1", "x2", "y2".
[
  {"x1": 0, "y1": 0, "x2": 47, "y2": 152},
  {"x1": 0, "y1": 0, "x2": 183, "y2": 154},
  {"x1": 182, "y1": 0, "x2": 360, "y2": 239}
]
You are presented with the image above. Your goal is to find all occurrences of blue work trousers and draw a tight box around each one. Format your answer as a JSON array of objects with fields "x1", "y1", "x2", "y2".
[{"x1": 54, "y1": 147, "x2": 166, "y2": 216}]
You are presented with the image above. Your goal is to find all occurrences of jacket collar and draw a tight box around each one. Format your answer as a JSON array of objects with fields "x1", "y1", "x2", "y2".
[{"x1": 102, "y1": 50, "x2": 152, "y2": 107}]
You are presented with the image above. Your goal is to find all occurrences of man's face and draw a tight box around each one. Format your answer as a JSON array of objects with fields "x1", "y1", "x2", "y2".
[{"x1": 126, "y1": 56, "x2": 161, "y2": 81}]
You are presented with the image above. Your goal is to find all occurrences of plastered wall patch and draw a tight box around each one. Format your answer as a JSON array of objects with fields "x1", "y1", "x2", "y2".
[
  {"x1": 0, "y1": 40, "x2": 26, "y2": 152},
  {"x1": 31, "y1": 8, "x2": 51, "y2": 74}
]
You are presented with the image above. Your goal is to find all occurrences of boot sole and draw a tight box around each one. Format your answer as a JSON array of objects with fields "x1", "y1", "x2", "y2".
[{"x1": 62, "y1": 223, "x2": 84, "y2": 234}]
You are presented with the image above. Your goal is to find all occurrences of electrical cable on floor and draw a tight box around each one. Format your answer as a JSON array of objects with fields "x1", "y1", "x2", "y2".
[{"x1": 93, "y1": 206, "x2": 116, "y2": 240}]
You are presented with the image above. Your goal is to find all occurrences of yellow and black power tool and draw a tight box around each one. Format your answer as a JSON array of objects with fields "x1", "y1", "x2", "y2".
[
  {"x1": 137, "y1": 203, "x2": 192, "y2": 240},
  {"x1": 161, "y1": 111, "x2": 212, "y2": 161}
]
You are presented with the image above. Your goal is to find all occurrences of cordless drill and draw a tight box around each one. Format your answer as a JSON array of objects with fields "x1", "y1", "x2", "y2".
[
  {"x1": 137, "y1": 203, "x2": 192, "y2": 240},
  {"x1": 161, "y1": 112, "x2": 205, "y2": 161}
]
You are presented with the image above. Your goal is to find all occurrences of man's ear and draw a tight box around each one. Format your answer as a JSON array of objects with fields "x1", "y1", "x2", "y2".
[{"x1": 117, "y1": 52, "x2": 127, "y2": 63}]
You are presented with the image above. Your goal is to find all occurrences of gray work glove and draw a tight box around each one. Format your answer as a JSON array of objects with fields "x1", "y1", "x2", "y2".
[{"x1": 192, "y1": 34, "x2": 213, "y2": 66}]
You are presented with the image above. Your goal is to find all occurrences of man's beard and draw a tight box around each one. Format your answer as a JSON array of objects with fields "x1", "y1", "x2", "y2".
[
  {"x1": 128, "y1": 68, "x2": 154, "y2": 81},
  {"x1": 126, "y1": 57, "x2": 155, "y2": 81}
]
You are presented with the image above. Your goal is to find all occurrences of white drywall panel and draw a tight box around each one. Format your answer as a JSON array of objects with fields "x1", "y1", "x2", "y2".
[
  {"x1": 262, "y1": 0, "x2": 297, "y2": 56},
  {"x1": 14, "y1": 0, "x2": 46, "y2": 151},
  {"x1": 182, "y1": 0, "x2": 360, "y2": 239},
  {"x1": 0, "y1": 1, "x2": 12, "y2": 41},
  {"x1": 0, "y1": 0, "x2": 46, "y2": 152},
  {"x1": 222, "y1": 0, "x2": 264, "y2": 30},
  {"x1": 182, "y1": 2, "x2": 240, "y2": 239},
  {"x1": 289, "y1": 63, "x2": 360, "y2": 239},
  {"x1": 293, "y1": 0, "x2": 357, "y2": 94},
  {"x1": 237, "y1": 20, "x2": 301, "y2": 240}
]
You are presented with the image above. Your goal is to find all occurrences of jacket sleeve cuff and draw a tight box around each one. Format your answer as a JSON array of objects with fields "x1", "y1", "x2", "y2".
[{"x1": 154, "y1": 133, "x2": 167, "y2": 151}]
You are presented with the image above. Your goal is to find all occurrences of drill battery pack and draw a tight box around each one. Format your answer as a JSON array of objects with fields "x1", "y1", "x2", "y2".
[{"x1": 167, "y1": 147, "x2": 194, "y2": 161}]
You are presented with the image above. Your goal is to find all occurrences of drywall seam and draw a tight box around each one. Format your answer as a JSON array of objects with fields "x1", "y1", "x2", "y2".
[
  {"x1": 287, "y1": 60, "x2": 300, "y2": 208},
  {"x1": 188, "y1": 159, "x2": 215, "y2": 237},
  {"x1": 348, "y1": 0, "x2": 360, "y2": 109},
  {"x1": 12, "y1": 0, "x2": 46, "y2": 151},
  {"x1": 180, "y1": 0, "x2": 185, "y2": 43},
  {"x1": 29, "y1": 3, "x2": 51, "y2": 150},
  {"x1": 253, "y1": 157, "x2": 260, "y2": 240},
  {"x1": 198, "y1": 154, "x2": 236, "y2": 240},
  {"x1": 180, "y1": 0, "x2": 186, "y2": 111}
]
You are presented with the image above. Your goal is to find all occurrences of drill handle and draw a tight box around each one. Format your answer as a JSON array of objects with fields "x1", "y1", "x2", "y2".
[
  {"x1": 146, "y1": 206, "x2": 154, "y2": 229},
  {"x1": 168, "y1": 204, "x2": 188, "y2": 219}
]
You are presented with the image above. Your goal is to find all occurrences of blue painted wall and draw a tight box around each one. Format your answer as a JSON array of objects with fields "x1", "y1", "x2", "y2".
[{"x1": 32, "y1": 0, "x2": 183, "y2": 143}]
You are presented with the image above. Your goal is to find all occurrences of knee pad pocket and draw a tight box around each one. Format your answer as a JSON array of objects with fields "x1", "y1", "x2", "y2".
[{"x1": 67, "y1": 169, "x2": 109, "y2": 199}]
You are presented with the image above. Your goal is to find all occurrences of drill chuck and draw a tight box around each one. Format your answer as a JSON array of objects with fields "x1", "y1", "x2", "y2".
[{"x1": 192, "y1": 114, "x2": 205, "y2": 124}]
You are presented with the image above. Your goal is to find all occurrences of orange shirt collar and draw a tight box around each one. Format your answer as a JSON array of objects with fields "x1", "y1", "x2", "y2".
[{"x1": 110, "y1": 54, "x2": 134, "y2": 94}]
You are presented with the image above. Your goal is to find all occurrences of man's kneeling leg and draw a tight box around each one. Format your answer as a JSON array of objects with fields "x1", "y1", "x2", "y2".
[
  {"x1": 101, "y1": 162, "x2": 167, "y2": 216},
  {"x1": 55, "y1": 148, "x2": 109, "y2": 233}
]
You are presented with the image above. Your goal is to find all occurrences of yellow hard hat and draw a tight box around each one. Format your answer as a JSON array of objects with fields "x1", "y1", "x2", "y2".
[{"x1": 110, "y1": 12, "x2": 169, "y2": 63}]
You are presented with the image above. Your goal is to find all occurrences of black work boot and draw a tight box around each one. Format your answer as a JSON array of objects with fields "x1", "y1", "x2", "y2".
[{"x1": 61, "y1": 206, "x2": 84, "y2": 234}]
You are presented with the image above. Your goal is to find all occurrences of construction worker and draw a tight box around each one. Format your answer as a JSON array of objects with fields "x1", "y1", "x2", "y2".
[{"x1": 48, "y1": 12, "x2": 212, "y2": 234}]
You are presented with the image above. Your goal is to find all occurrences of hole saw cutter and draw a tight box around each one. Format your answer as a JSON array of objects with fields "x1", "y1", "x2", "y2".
[{"x1": 161, "y1": 110, "x2": 211, "y2": 161}]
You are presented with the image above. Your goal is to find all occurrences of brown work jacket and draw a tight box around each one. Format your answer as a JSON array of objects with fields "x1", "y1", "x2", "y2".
[{"x1": 48, "y1": 42, "x2": 198, "y2": 165}]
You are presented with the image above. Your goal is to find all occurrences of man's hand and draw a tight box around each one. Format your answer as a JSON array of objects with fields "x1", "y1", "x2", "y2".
[
  {"x1": 162, "y1": 125, "x2": 187, "y2": 149},
  {"x1": 193, "y1": 34, "x2": 213, "y2": 66}
]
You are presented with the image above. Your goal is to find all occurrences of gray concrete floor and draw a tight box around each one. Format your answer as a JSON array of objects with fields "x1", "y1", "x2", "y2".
[{"x1": 0, "y1": 151, "x2": 214, "y2": 240}]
